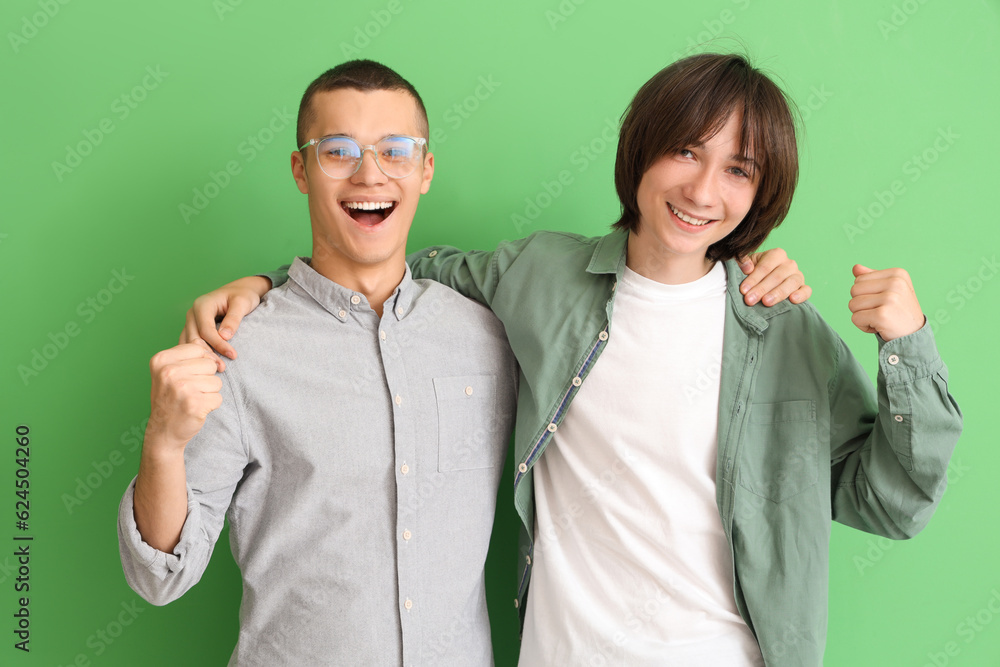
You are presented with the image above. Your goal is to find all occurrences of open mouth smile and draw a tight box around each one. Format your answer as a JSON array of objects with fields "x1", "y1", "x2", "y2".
[{"x1": 342, "y1": 200, "x2": 398, "y2": 226}]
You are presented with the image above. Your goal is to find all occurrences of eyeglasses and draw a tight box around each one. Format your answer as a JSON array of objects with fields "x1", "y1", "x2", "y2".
[{"x1": 298, "y1": 135, "x2": 428, "y2": 180}]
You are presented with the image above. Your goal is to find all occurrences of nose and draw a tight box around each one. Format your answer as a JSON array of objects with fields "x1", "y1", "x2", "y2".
[
  {"x1": 682, "y1": 165, "x2": 717, "y2": 209},
  {"x1": 351, "y1": 147, "x2": 388, "y2": 186}
]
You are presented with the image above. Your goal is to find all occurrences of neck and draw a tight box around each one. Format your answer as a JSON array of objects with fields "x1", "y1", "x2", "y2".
[
  {"x1": 625, "y1": 231, "x2": 714, "y2": 285},
  {"x1": 310, "y1": 249, "x2": 405, "y2": 318}
]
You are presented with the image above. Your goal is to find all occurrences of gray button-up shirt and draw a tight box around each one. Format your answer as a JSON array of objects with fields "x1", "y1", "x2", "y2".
[{"x1": 118, "y1": 258, "x2": 517, "y2": 666}]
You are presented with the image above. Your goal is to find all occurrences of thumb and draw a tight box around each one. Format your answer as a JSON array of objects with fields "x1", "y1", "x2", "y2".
[
  {"x1": 737, "y1": 254, "x2": 755, "y2": 275},
  {"x1": 853, "y1": 264, "x2": 875, "y2": 278},
  {"x1": 218, "y1": 296, "x2": 255, "y2": 340}
]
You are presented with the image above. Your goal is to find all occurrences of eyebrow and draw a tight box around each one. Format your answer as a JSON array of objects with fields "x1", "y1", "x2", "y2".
[
  {"x1": 318, "y1": 133, "x2": 403, "y2": 142},
  {"x1": 731, "y1": 154, "x2": 761, "y2": 172}
]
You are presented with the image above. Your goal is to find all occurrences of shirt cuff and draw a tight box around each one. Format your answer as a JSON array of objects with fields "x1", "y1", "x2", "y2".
[
  {"x1": 117, "y1": 476, "x2": 204, "y2": 580},
  {"x1": 876, "y1": 317, "x2": 943, "y2": 383}
]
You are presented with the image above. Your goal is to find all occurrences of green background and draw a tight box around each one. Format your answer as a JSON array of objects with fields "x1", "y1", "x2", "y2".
[{"x1": 1, "y1": 0, "x2": 997, "y2": 665}]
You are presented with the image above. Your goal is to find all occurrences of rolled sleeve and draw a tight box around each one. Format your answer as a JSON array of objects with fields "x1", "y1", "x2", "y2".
[
  {"x1": 117, "y1": 477, "x2": 211, "y2": 605},
  {"x1": 117, "y1": 369, "x2": 249, "y2": 605}
]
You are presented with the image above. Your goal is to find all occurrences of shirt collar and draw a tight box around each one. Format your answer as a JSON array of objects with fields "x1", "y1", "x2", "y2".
[
  {"x1": 722, "y1": 259, "x2": 793, "y2": 334},
  {"x1": 588, "y1": 230, "x2": 791, "y2": 333},
  {"x1": 587, "y1": 229, "x2": 629, "y2": 277},
  {"x1": 287, "y1": 257, "x2": 416, "y2": 323}
]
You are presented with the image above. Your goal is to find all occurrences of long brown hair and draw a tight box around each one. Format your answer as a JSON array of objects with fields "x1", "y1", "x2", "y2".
[{"x1": 613, "y1": 53, "x2": 799, "y2": 262}]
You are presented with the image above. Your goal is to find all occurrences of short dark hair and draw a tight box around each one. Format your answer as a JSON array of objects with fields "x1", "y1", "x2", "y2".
[
  {"x1": 296, "y1": 59, "x2": 429, "y2": 149},
  {"x1": 612, "y1": 53, "x2": 799, "y2": 262}
]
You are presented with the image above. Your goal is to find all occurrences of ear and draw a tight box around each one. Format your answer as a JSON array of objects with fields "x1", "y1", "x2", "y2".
[
  {"x1": 291, "y1": 150, "x2": 309, "y2": 194},
  {"x1": 419, "y1": 151, "x2": 435, "y2": 195}
]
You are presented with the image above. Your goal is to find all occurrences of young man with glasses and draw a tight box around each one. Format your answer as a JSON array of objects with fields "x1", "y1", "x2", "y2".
[
  {"x1": 185, "y1": 54, "x2": 960, "y2": 666},
  {"x1": 118, "y1": 61, "x2": 519, "y2": 665}
]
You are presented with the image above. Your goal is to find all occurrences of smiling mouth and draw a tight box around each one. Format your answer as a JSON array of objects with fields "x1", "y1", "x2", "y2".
[
  {"x1": 669, "y1": 203, "x2": 716, "y2": 227},
  {"x1": 342, "y1": 200, "x2": 398, "y2": 226}
]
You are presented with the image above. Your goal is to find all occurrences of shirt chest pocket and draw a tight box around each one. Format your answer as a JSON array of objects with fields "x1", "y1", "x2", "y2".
[
  {"x1": 433, "y1": 375, "x2": 505, "y2": 472},
  {"x1": 737, "y1": 400, "x2": 819, "y2": 502}
]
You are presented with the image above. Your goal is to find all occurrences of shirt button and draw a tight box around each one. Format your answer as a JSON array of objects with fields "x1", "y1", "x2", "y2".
[
  {"x1": 514, "y1": 599, "x2": 520, "y2": 609},
  {"x1": 403, "y1": 529, "x2": 412, "y2": 541},
  {"x1": 572, "y1": 377, "x2": 582, "y2": 387},
  {"x1": 518, "y1": 463, "x2": 527, "y2": 473},
  {"x1": 598, "y1": 331, "x2": 609, "y2": 341},
  {"x1": 400, "y1": 463, "x2": 410, "y2": 475},
  {"x1": 350, "y1": 295, "x2": 361, "y2": 305},
  {"x1": 547, "y1": 423, "x2": 557, "y2": 433},
  {"x1": 395, "y1": 395, "x2": 402, "y2": 405},
  {"x1": 380, "y1": 330, "x2": 387, "y2": 341},
  {"x1": 428, "y1": 250, "x2": 438, "y2": 257},
  {"x1": 894, "y1": 415, "x2": 904, "y2": 422},
  {"x1": 526, "y1": 554, "x2": 531, "y2": 565},
  {"x1": 888, "y1": 354, "x2": 899, "y2": 365},
  {"x1": 397, "y1": 307, "x2": 404, "y2": 316},
  {"x1": 465, "y1": 386, "x2": 474, "y2": 396},
  {"x1": 338, "y1": 309, "x2": 346, "y2": 318},
  {"x1": 404, "y1": 599, "x2": 413, "y2": 610}
]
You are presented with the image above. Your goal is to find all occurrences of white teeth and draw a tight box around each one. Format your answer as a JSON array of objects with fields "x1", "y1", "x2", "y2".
[
  {"x1": 344, "y1": 201, "x2": 394, "y2": 210},
  {"x1": 669, "y1": 203, "x2": 712, "y2": 226}
]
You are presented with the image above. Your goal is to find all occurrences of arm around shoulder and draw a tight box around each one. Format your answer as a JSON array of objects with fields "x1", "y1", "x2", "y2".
[{"x1": 407, "y1": 234, "x2": 539, "y2": 307}]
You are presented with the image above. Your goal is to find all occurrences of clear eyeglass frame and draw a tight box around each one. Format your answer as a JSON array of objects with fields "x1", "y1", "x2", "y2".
[{"x1": 298, "y1": 135, "x2": 428, "y2": 180}]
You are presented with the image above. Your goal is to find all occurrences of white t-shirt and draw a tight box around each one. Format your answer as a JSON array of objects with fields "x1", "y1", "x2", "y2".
[{"x1": 518, "y1": 262, "x2": 764, "y2": 667}]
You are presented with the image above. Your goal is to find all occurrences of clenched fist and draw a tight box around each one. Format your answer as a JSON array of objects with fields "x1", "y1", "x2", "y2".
[
  {"x1": 145, "y1": 342, "x2": 225, "y2": 453},
  {"x1": 848, "y1": 265, "x2": 925, "y2": 342}
]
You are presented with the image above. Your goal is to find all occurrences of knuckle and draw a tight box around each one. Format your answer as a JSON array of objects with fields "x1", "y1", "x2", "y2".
[{"x1": 181, "y1": 397, "x2": 199, "y2": 415}]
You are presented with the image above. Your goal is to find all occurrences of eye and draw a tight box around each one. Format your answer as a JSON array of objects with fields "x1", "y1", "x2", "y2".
[
  {"x1": 678, "y1": 148, "x2": 694, "y2": 158},
  {"x1": 729, "y1": 166, "x2": 750, "y2": 179},
  {"x1": 381, "y1": 148, "x2": 409, "y2": 161}
]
